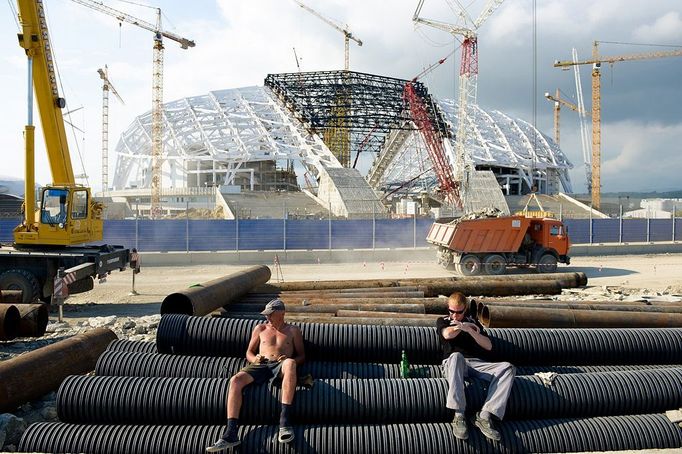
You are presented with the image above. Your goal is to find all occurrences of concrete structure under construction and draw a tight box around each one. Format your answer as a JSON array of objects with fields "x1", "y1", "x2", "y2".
[{"x1": 108, "y1": 71, "x2": 573, "y2": 218}]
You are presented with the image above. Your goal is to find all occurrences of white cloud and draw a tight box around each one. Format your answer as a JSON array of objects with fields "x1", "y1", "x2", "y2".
[{"x1": 633, "y1": 11, "x2": 682, "y2": 42}]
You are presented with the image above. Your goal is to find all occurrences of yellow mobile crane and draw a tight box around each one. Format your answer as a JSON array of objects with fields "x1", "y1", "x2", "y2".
[{"x1": 0, "y1": 0, "x2": 129, "y2": 303}]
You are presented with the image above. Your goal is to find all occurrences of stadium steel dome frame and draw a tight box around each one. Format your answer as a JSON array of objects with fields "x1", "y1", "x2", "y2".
[
  {"x1": 111, "y1": 71, "x2": 572, "y2": 197},
  {"x1": 112, "y1": 86, "x2": 343, "y2": 191}
]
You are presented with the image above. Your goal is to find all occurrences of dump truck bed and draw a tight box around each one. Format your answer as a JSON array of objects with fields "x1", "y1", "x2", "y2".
[{"x1": 426, "y1": 216, "x2": 532, "y2": 254}]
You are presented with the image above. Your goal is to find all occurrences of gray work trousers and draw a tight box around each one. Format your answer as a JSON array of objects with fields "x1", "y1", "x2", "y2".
[{"x1": 442, "y1": 352, "x2": 516, "y2": 420}]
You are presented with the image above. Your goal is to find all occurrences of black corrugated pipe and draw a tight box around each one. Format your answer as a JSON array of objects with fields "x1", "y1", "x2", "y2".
[
  {"x1": 156, "y1": 314, "x2": 443, "y2": 363},
  {"x1": 57, "y1": 368, "x2": 682, "y2": 425},
  {"x1": 486, "y1": 327, "x2": 682, "y2": 365},
  {"x1": 161, "y1": 265, "x2": 271, "y2": 316},
  {"x1": 94, "y1": 351, "x2": 681, "y2": 379},
  {"x1": 106, "y1": 339, "x2": 157, "y2": 353},
  {"x1": 19, "y1": 413, "x2": 682, "y2": 454},
  {"x1": 156, "y1": 314, "x2": 682, "y2": 365},
  {"x1": 95, "y1": 351, "x2": 443, "y2": 379}
]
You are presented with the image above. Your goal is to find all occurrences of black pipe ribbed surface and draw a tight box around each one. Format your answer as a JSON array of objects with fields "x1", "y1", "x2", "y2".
[
  {"x1": 19, "y1": 414, "x2": 682, "y2": 454},
  {"x1": 94, "y1": 350, "x2": 681, "y2": 379},
  {"x1": 95, "y1": 351, "x2": 443, "y2": 379},
  {"x1": 487, "y1": 327, "x2": 682, "y2": 365},
  {"x1": 156, "y1": 315, "x2": 682, "y2": 365},
  {"x1": 106, "y1": 339, "x2": 157, "y2": 353},
  {"x1": 156, "y1": 314, "x2": 442, "y2": 363},
  {"x1": 57, "y1": 368, "x2": 682, "y2": 425}
]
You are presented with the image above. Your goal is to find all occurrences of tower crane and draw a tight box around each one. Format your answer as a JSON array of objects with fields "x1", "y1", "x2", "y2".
[
  {"x1": 71, "y1": 0, "x2": 195, "y2": 218},
  {"x1": 413, "y1": 0, "x2": 504, "y2": 208},
  {"x1": 554, "y1": 41, "x2": 682, "y2": 210},
  {"x1": 544, "y1": 89, "x2": 589, "y2": 146},
  {"x1": 97, "y1": 65, "x2": 124, "y2": 195},
  {"x1": 292, "y1": 0, "x2": 363, "y2": 71}
]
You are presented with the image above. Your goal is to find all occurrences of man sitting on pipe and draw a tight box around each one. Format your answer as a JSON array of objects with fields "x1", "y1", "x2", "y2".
[
  {"x1": 437, "y1": 292, "x2": 516, "y2": 442},
  {"x1": 206, "y1": 299, "x2": 305, "y2": 451}
]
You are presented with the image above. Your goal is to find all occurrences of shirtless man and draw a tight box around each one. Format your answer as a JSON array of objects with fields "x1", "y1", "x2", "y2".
[{"x1": 206, "y1": 299, "x2": 305, "y2": 452}]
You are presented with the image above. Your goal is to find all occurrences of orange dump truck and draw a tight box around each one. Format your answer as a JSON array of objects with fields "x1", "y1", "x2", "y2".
[{"x1": 425, "y1": 215, "x2": 571, "y2": 275}]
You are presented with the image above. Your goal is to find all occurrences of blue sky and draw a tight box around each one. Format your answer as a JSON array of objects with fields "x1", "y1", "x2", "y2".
[{"x1": 1, "y1": 0, "x2": 681, "y2": 194}]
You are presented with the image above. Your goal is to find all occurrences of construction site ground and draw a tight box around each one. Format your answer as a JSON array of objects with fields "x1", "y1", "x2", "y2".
[
  {"x1": 61, "y1": 252, "x2": 682, "y2": 322},
  {"x1": 2, "y1": 252, "x2": 682, "y2": 453}
]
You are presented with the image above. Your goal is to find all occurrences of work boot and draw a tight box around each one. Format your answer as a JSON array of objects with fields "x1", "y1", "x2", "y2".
[
  {"x1": 474, "y1": 412, "x2": 501, "y2": 441},
  {"x1": 206, "y1": 432, "x2": 240, "y2": 452},
  {"x1": 451, "y1": 413, "x2": 468, "y2": 440}
]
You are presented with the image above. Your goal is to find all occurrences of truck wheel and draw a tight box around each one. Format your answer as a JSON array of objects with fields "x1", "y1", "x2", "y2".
[
  {"x1": 484, "y1": 254, "x2": 506, "y2": 275},
  {"x1": 457, "y1": 255, "x2": 481, "y2": 276},
  {"x1": 537, "y1": 254, "x2": 558, "y2": 273},
  {"x1": 0, "y1": 269, "x2": 41, "y2": 303}
]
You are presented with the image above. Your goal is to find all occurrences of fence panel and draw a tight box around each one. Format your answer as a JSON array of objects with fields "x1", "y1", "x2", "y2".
[
  {"x1": 189, "y1": 220, "x2": 236, "y2": 251},
  {"x1": 331, "y1": 220, "x2": 373, "y2": 249},
  {"x1": 592, "y1": 219, "x2": 620, "y2": 243},
  {"x1": 676, "y1": 218, "x2": 682, "y2": 242},
  {"x1": 563, "y1": 219, "x2": 589, "y2": 244},
  {"x1": 622, "y1": 219, "x2": 647, "y2": 243},
  {"x1": 137, "y1": 220, "x2": 187, "y2": 252},
  {"x1": 649, "y1": 219, "x2": 672, "y2": 242},
  {"x1": 102, "y1": 220, "x2": 136, "y2": 249},
  {"x1": 286, "y1": 219, "x2": 329, "y2": 250},
  {"x1": 0, "y1": 219, "x2": 20, "y2": 243},
  {"x1": 238, "y1": 219, "x2": 284, "y2": 250},
  {"x1": 374, "y1": 219, "x2": 414, "y2": 248}
]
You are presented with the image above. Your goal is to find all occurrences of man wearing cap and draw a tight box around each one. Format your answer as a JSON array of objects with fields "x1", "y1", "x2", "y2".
[
  {"x1": 206, "y1": 298, "x2": 305, "y2": 451},
  {"x1": 437, "y1": 291, "x2": 515, "y2": 442}
]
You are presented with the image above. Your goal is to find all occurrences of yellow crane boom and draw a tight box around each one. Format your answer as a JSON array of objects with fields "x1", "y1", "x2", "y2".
[
  {"x1": 554, "y1": 41, "x2": 682, "y2": 210},
  {"x1": 544, "y1": 89, "x2": 589, "y2": 146}
]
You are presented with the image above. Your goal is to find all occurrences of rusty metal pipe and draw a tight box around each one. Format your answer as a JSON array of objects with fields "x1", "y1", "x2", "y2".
[
  {"x1": 161, "y1": 265, "x2": 272, "y2": 316},
  {"x1": 0, "y1": 327, "x2": 117, "y2": 413},
  {"x1": 481, "y1": 305, "x2": 682, "y2": 328},
  {"x1": 17, "y1": 303, "x2": 49, "y2": 337},
  {"x1": 478, "y1": 302, "x2": 682, "y2": 315},
  {"x1": 241, "y1": 291, "x2": 425, "y2": 301},
  {"x1": 225, "y1": 303, "x2": 426, "y2": 314},
  {"x1": 255, "y1": 272, "x2": 587, "y2": 292},
  {"x1": 336, "y1": 310, "x2": 439, "y2": 320},
  {"x1": 225, "y1": 313, "x2": 436, "y2": 327},
  {"x1": 0, "y1": 290, "x2": 23, "y2": 304},
  {"x1": 0, "y1": 304, "x2": 20, "y2": 340},
  {"x1": 418, "y1": 280, "x2": 563, "y2": 298},
  {"x1": 284, "y1": 286, "x2": 423, "y2": 294}
]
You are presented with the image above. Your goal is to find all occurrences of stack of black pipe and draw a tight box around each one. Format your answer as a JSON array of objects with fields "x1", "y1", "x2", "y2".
[{"x1": 20, "y1": 314, "x2": 682, "y2": 453}]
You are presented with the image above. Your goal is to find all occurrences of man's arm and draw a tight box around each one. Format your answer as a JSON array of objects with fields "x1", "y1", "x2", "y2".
[
  {"x1": 441, "y1": 323, "x2": 464, "y2": 340},
  {"x1": 460, "y1": 322, "x2": 492, "y2": 351},
  {"x1": 291, "y1": 326, "x2": 305, "y2": 366},
  {"x1": 245, "y1": 325, "x2": 264, "y2": 363}
]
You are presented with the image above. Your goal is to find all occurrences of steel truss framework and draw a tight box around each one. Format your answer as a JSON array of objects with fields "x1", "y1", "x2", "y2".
[
  {"x1": 112, "y1": 74, "x2": 573, "y2": 198},
  {"x1": 264, "y1": 70, "x2": 449, "y2": 161},
  {"x1": 377, "y1": 100, "x2": 574, "y2": 196},
  {"x1": 112, "y1": 86, "x2": 342, "y2": 190}
]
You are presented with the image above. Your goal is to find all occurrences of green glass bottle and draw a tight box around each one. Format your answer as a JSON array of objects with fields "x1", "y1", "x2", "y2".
[{"x1": 400, "y1": 350, "x2": 410, "y2": 378}]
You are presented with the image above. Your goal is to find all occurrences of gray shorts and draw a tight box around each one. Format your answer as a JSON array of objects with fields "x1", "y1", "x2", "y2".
[{"x1": 241, "y1": 360, "x2": 284, "y2": 386}]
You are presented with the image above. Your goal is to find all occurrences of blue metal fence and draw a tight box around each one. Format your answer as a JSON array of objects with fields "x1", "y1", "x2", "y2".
[{"x1": 1, "y1": 217, "x2": 680, "y2": 252}]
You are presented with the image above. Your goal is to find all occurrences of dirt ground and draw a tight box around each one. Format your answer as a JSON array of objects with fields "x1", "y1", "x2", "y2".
[{"x1": 59, "y1": 253, "x2": 682, "y2": 323}]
